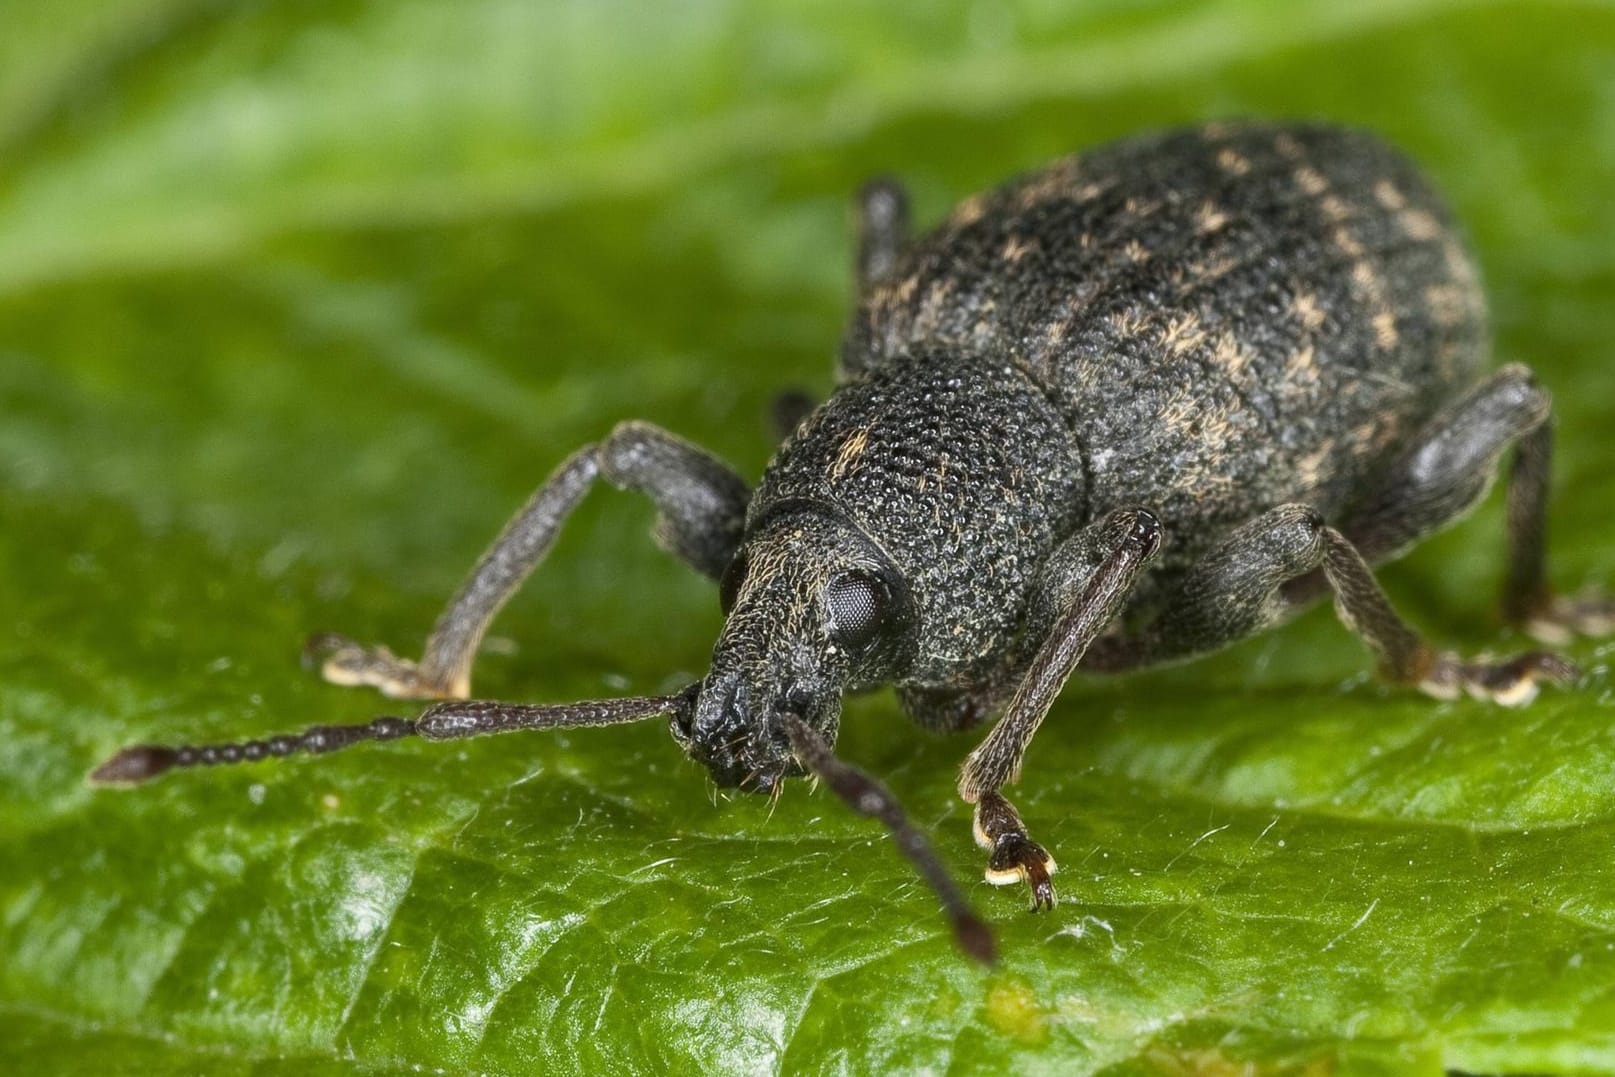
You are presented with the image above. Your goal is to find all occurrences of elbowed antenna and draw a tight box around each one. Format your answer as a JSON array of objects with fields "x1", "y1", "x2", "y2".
[
  {"x1": 781, "y1": 714, "x2": 997, "y2": 966},
  {"x1": 91, "y1": 692, "x2": 996, "y2": 964},
  {"x1": 89, "y1": 687, "x2": 700, "y2": 785}
]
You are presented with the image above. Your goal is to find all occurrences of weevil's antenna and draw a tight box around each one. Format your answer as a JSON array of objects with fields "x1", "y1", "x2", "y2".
[
  {"x1": 90, "y1": 685, "x2": 700, "y2": 785},
  {"x1": 780, "y1": 714, "x2": 996, "y2": 966}
]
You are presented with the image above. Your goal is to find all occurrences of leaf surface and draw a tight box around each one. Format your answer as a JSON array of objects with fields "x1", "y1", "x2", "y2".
[{"x1": 4, "y1": 1, "x2": 1615, "y2": 1073}]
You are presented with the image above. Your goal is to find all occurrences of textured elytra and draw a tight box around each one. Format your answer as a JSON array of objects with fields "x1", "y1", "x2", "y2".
[
  {"x1": 844, "y1": 123, "x2": 1482, "y2": 548},
  {"x1": 766, "y1": 122, "x2": 1486, "y2": 705}
]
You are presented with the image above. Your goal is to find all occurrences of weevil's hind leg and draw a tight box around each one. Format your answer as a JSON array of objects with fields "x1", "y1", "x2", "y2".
[
  {"x1": 1317, "y1": 531, "x2": 1576, "y2": 702},
  {"x1": 1339, "y1": 363, "x2": 1615, "y2": 643},
  {"x1": 1085, "y1": 503, "x2": 1577, "y2": 706},
  {"x1": 309, "y1": 421, "x2": 750, "y2": 700},
  {"x1": 856, "y1": 177, "x2": 911, "y2": 291},
  {"x1": 1501, "y1": 408, "x2": 1615, "y2": 642},
  {"x1": 946, "y1": 508, "x2": 1163, "y2": 910}
]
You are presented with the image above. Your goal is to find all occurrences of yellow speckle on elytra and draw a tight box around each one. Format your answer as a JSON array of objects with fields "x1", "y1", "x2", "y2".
[
  {"x1": 1401, "y1": 208, "x2": 1442, "y2": 241},
  {"x1": 1195, "y1": 200, "x2": 1229, "y2": 235},
  {"x1": 1015, "y1": 155, "x2": 1084, "y2": 208},
  {"x1": 984, "y1": 980, "x2": 1049, "y2": 1046},
  {"x1": 1212, "y1": 329, "x2": 1252, "y2": 378},
  {"x1": 949, "y1": 194, "x2": 987, "y2": 228},
  {"x1": 1292, "y1": 291, "x2": 1326, "y2": 332},
  {"x1": 1074, "y1": 180, "x2": 1110, "y2": 202},
  {"x1": 1106, "y1": 309, "x2": 1148, "y2": 338},
  {"x1": 1425, "y1": 283, "x2": 1468, "y2": 326},
  {"x1": 1216, "y1": 146, "x2": 1250, "y2": 175},
  {"x1": 1285, "y1": 343, "x2": 1318, "y2": 383},
  {"x1": 915, "y1": 280, "x2": 954, "y2": 334},
  {"x1": 1332, "y1": 225, "x2": 1365, "y2": 257},
  {"x1": 1000, "y1": 235, "x2": 1036, "y2": 263},
  {"x1": 1195, "y1": 253, "x2": 1237, "y2": 283},
  {"x1": 1294, "y1": 165, "x2": 1328, "y2": 196},
  {"x1": 1161, "y1": 313, "x2": 1206, "y2": 356},
  {"x1": 1372, "y1": 310, "x2": 1400, "y2": 349},
  {"x1": 1442, "y1": 238, "x2": 1478, "y2": 285},
  {"x1": 1351, "y1": 261, "x2": 1383, "y2": 299},
  {"x1": 1297, "y1": 443, "x2": 1332, "y2": 487}
]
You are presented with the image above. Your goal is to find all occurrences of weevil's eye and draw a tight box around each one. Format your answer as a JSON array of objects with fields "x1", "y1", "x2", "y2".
[
  {"x1": 719, "y1": 550, "x2": 749, "y2": 614},
  {"x1": 825, "y1": 570, "x2": 888, "y2": 651}
]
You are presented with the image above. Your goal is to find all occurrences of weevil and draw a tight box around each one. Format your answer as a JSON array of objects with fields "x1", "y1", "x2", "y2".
[{"x1": 95, "y1": 121, "x2": 1615, "y2": 964}]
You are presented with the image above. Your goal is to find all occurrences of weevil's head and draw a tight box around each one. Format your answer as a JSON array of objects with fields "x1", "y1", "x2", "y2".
[{"x1": 670, "y1": 504, "x2": 916, "y2": 793}]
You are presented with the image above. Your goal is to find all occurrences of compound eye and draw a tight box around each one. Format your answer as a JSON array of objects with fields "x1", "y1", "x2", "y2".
[
  {"x1": 719, "y1": 550, "x2": 749, "y2": 614},
  {"x1": 825, "y1": 570, "x2": 888, "y2": 651}
]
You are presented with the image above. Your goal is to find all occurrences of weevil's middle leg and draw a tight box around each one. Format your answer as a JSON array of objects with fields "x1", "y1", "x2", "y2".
[{"x1": 309, "y1": 421, "x2": 750, "y2": 700}]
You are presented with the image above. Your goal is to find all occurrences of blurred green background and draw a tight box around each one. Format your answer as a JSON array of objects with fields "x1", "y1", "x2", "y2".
[{"x1": 2, "y1": 1, "x2": 1615, "y2": 1073}]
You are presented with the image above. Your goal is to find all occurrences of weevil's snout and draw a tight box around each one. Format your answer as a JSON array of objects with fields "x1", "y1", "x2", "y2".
[
  {"x1": 678, "y1": 512, "x2": 903, "y2": 792},
  {"x1": 676, "y1": 671, "x2": 831, "y2": 793}
]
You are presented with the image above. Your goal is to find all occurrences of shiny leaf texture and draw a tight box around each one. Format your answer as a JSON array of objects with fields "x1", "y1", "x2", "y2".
[{"x1": 3, "y1": 1, "x2": 1615, "y2": 1073}]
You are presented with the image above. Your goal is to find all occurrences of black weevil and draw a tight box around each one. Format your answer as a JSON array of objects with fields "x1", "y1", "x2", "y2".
[{"x1": 94, "y1": 121, "x2": 1614, "y2": 964}]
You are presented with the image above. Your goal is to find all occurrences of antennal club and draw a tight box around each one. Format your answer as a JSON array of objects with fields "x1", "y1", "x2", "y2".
[{"x1": 781, "y1": 714, "x2": 996, "y2": 965}]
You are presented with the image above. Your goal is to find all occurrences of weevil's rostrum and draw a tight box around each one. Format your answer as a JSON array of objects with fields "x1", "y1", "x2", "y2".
[{"x1": 95, "y1": 121, "x2": 1615, "y2": 963}]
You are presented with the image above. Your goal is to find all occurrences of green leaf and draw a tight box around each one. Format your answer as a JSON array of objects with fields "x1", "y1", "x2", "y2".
[{"x1": 4, "y1": 1, "x2": 1615, "y2": 1072}]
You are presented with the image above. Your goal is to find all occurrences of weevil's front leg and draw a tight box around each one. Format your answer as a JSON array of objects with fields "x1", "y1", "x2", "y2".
[
  {"x1": 309, "y1": 421, "x2": 750, "y2": 700},
  {"x1": 973, "y1": 790, "x2": 1057, "y2": 911},
  {"x1": 1086, "y1": 503, "x2": 1577, "y2": 705},
  {"x1": 957, "y1": 507, "x2": 1163, "y2": 910}
]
